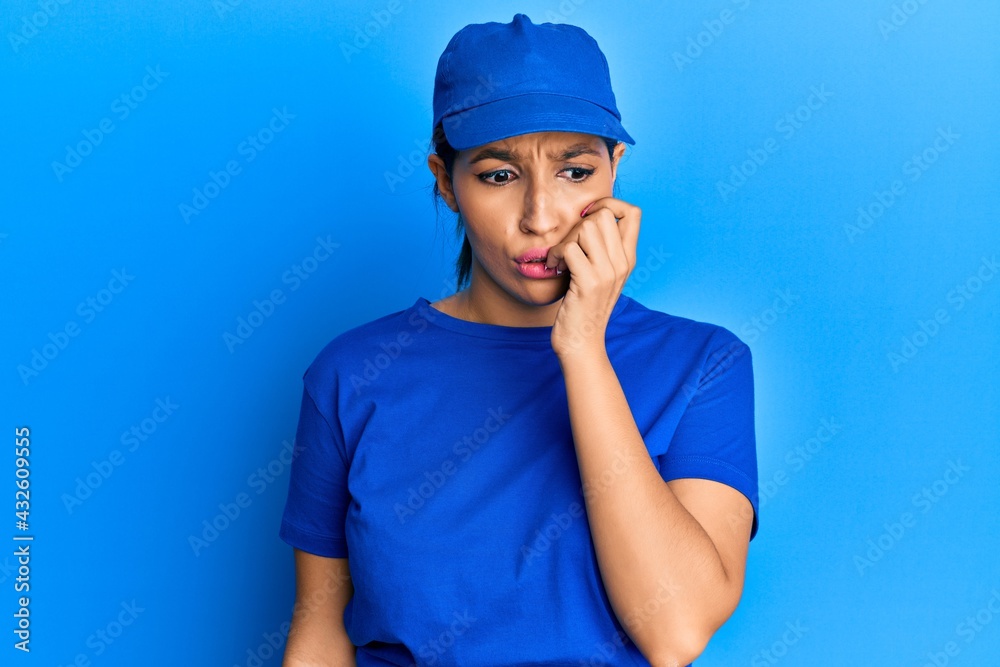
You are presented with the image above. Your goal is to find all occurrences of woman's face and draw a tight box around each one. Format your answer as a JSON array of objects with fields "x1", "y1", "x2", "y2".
[{"x1": 430, "y1": 131, "x2": 626, "y2": 324}]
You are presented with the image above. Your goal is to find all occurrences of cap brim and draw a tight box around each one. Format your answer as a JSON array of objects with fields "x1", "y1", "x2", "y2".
[{"x1": 441, "y1": 93, "x2": 635, "y2": 151}]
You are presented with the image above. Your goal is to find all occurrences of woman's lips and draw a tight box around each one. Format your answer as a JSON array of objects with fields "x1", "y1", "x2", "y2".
[
  {"x1": 515, "y1": 246, "x2": 552, "y2": 263},
  {"x1": 515, "y1": 260, "x2": 563, "y2": 279}
]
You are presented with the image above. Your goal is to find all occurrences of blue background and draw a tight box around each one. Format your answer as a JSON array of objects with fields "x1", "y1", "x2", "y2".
[{"x1": 2, "y1": 0, "x2": 998, "y2": 664}]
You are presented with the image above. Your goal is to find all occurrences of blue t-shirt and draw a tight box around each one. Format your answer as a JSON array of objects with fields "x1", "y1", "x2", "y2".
[{"x1": 279, "y1": 293, "x2": 759, "y2": 666}]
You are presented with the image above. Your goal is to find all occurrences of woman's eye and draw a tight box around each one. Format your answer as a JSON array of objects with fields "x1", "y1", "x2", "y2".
[
  {"x1": 564, "y1": 167, "x2": 595, "y2": 182},
  {"x1": 477, "y1": 167, "x2": 595, "y2": 187},
  {"x1": 479, "y1": 170, "x2": 515, "y2": 186}
]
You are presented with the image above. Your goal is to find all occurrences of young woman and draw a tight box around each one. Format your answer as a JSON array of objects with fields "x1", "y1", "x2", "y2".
[{"x1": 280, "y1": 13, "x2": 759, "y2": 667}]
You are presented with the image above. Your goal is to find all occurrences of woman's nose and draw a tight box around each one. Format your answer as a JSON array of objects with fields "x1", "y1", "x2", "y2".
[{"x1": 519, "y1": 178, "x2": 562, "y2": 234}]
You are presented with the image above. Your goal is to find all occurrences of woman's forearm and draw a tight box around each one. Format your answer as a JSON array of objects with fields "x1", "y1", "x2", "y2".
[
  {"x1": 283, "y1": 624, "x2": 356, "y2": 667},
  {"x1": 558, "y1": 347, "x2": 738, "y2": 664}
]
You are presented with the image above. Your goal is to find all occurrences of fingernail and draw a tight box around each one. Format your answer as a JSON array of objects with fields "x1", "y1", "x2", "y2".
[{"x1": 581, "y1": 202, "x2": 594, "y2": 217}]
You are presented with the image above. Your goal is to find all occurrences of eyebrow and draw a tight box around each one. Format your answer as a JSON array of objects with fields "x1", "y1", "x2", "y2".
[{"x1": 467, "y1": 143, "x2": 603, "y2": 164}]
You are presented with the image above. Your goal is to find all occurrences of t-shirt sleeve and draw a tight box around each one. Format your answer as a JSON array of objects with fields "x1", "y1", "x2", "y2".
[
  {"x1": 658, "y1": 332, "x2": 760, "y2": 541},
  {"x1": 278, "y1": 377, "x2": 351, "y2": 557}
]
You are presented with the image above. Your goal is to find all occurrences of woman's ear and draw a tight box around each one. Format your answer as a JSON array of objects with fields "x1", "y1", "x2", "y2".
[
  {"x1": 610, "y1": 142, "x2": 626, "y2": 185},
  {"x1": 428, "y1": 153, "x2": 460, "y2": 212}
]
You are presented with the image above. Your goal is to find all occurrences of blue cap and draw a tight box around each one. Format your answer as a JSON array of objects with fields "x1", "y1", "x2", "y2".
[{"x1": 431, "y1": 13, "x2": 635, "y2": 151}]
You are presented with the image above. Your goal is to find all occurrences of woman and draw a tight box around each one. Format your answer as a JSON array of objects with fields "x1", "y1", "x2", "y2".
[{"x1": 280, "y1": 13, "x2": 759, "y2": 667}]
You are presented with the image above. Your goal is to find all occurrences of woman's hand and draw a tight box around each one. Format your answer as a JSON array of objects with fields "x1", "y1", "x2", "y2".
[{"x1": 545, "y1": 196, "x2": 641, "y2": 360}]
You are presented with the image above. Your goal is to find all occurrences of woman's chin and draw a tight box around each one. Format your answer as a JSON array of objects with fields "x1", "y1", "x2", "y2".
[{"x1": 518, "y1": 278, "x2": 569, "y2": 303}]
